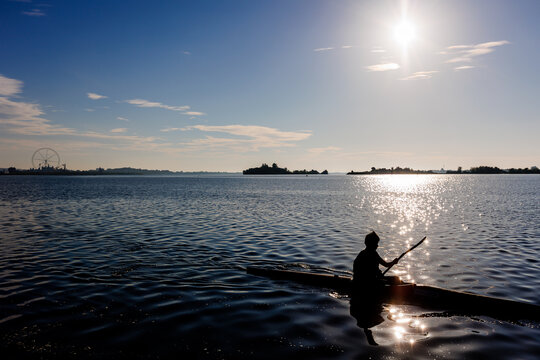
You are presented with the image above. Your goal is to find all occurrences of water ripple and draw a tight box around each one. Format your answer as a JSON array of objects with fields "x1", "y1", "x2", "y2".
[{"x1": 0, "y1": 175, "x2": 539, "y2": 359}]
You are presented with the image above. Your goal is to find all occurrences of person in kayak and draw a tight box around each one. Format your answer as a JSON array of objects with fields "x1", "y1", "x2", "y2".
[
  {"x1": 353, "y1": 231, "x2": 399, "y2": 287},
  {"x1": 350, "y1": 231, "x2": 398, "y2": 345}
]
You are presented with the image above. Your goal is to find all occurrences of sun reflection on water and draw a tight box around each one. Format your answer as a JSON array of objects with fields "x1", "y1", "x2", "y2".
[
  {"x1": 388, "y1": 307, "x2": 429, "y2": 344},
  {"x1": 377, "y1": 174, "x2": 438, "y2": 193},
  {"x1": 350, "y1": 175, "x2": 447, "y2": 285}
]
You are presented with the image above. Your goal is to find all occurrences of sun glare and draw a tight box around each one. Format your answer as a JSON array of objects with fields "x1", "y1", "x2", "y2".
[{"x1": 394, "y1": 20, "x2": 416, "y2": 48}]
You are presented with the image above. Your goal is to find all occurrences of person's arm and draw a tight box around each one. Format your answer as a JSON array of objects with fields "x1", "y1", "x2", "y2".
[{"x1": 377, "y1": 253, "x2": 398, "y2": 268}]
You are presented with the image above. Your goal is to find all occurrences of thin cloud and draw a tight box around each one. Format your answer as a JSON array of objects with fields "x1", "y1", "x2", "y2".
[
  {"x1": 400, "y1": 71, "x2": 438, "y2": 80},
  {"x1": 0, "y1": 95, "x2": 79, "y2": 136},
  {"x1": 87, "y1": 92, "x2": 107, "y2": 100},
  {"x1": 125, "y1": 99, "x2": 190, "y2": 112},
  {"x1": 160, "y1": 127, "x2": 181, "y2": 132},
  {"x1": 455, "y1": 65, "x2": 475, "y2": 71},
  {"x1": 187, "y1": 124, "x2": 312, "y2": 142},
  {"x1": 314, "y1": 47, "x2": 334, "y2": 52},
  {"x1": 181, "y1": 124, "x2": 312, "y2": 151},
  {"x1": 84, "y1": 108, "x2": 95, "y2": 112},
  {"x1": 446, "y1": 57, "x2": 472, "y2": 64},
  {"x1": 445, "y1": 40, "x2": 509, "y2": 63},
  {"x1": 314, "y1": 46, "x2": 355, "y2": 52},
  {"x1": 447, "y1": 45, "x2": 471, "y2": 50},
  {"x1": 0, "y1": 76, "x2": 158, "y2": 144},
  {"x1": 308, "y1": 146, "x2": 342, "y2": 154},
  {"x1": 110, "y1": 128, "x2": 127, "y2": 133},
  {"x1": 183, "y1": 111, "x2": 205, "y2": 116},
  {"x1": 183, "y1": 51, "x2": 191, "y2": 55},
  {"x1": 0, "y1": 97, "x2": 45, "y2": 123},
  {"x1": 116, "y1": 116, "x2": 129, "y2": 121},
  {"x1": 0, "y1": 74, "x2": 23, "y2": 96},
  {"x1": 366, "y1": 63, "x2": 400, "y2": 72},
  {"x1": 22, "y1": 9, "x2": 46, "y2": 17}
]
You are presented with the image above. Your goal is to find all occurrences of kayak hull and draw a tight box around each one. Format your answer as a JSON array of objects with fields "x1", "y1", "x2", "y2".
[{"x1": 246, "y1": 266, "x2": 540, "y2": 320}]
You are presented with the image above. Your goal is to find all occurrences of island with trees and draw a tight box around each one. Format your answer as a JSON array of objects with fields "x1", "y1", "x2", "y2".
[
  {"x1": 243, "y1": 163, "x2": 328, "y2": 175},
  {"x1": 348, "y1": 166, "x2": 540, "y2": 175},
  {"x1": 347, "y1": 167, "x2": 434, "y2": 175}
]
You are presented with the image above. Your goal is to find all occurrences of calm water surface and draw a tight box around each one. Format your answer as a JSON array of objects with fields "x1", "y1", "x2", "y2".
[{"x1": 0, "y1": 175, "x2": 539, "y2": 359}]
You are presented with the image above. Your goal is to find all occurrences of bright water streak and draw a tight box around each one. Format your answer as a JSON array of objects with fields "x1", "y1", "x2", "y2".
[{"x1": 0, "y1": 175, "x2": 539, "y2": 359}]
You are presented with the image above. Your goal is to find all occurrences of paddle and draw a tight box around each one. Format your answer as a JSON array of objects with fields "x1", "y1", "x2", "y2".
[{"x1": 382, "y1": 236, "x2": 427, "y2": 275}]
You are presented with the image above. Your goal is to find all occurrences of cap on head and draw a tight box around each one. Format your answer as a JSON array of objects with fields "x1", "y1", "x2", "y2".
[{"x1": 365, "y1": 231, "x2": 380, "y2": 248}]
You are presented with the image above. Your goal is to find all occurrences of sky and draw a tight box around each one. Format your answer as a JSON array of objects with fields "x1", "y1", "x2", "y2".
[{"x1": 1, "y1": 0, "x2": 539, "y2": 172}]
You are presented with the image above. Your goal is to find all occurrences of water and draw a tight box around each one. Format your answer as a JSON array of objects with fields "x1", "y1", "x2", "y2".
[{"x1": 0, "y1": 174, "x2": 539, "y2": 359}]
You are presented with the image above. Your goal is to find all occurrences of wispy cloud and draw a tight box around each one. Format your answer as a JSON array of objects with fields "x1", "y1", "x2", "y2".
[
  {"x1": 0, "y1": 75, "x2": 158, "y2": 145},
  {"x1": 0, "y1": 74, "x2": 24, "y2": 96},
  {"x1": 184, "y1": 111, "x2": 205, "y2": 116},
  {"x1": 444, "y1": 40, "x2": 509, "y2": 63},
  {"x1": 455, "y1": 65, "x2": 475, "y2": 71},
  {"x1": 116, "y1": 116, "x2": 128, "y2": 121},
  {"x1": 187, "y1": 124, "x2": 311, "y2": 142},
  {"x1": 371, "y1": 48, "x2": 386, "y2": 53},
  {"x1": 308, "y1": 146, "x2": 342, "y2": 154},
  {"x1": 22, "y1": 9, "x2": 46, "y2": 17},
  {"x1": 110, "y1": 128, "x2": 127, "y2": 133},
  {"x1": 160, "y1": 127, "x2": 181, "y2": 132},
  {"x1": 125, "y1": 99, "x2": 190, "y2": 112},
  {"x1": 87, "y1": 92, "x2": 107, "y2": 100},
  {"x1": 0, "y1": 95, "x2": 78, "y2": 136},
  {"x1": 181, "y1": 124, "x2": 312, "y2": 151},
  {"x1": 400, "y1": 71, "x2": 438, "y2": 80},
  {"x1": 446, "y1": 57, "x2": 471, "y2": 64},
  {"x1": 314, "y1": 47, "x2": 334, "y2": 52},
  {"x1": 366, "y1": 63, "x2": 400, "y2": 72},
  {"x1": 314, "y1": 46, "x2": 356, "y2": 52},
  {"x1": 183, "y1": 51, "x2": 191, "y2": 55},
  {"x1": 0, "y1": 97, "x2": 45, "y2": 123},
  {"x1": 84, "y1": 108, "x2": 95, "y2": 112}
]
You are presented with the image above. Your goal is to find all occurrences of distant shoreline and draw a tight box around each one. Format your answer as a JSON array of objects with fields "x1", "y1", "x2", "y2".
[
  {"x1": 347, "y1": 166, "x2": 540, "y2": 175},
  {"x1": 2, "y1": 165, "x2": 538, "y2": 176},
  {"x1": 0, "y1": 167, "x2": 238, "y2": 176}
]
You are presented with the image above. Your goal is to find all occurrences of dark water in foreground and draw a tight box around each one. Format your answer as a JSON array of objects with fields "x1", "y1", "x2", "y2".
[{"x1": 0, "y1": 175, "x2": 539, "y2": 359}]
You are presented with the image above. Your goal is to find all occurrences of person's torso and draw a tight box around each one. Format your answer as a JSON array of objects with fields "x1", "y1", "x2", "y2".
[{"x1": 353, "y1": 249, "x2": 382, "y2": 282}]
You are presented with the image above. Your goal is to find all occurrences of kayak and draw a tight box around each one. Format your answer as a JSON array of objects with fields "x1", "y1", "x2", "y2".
[{"x1": 246, "y1": 266, "x2": 540, "y2": 320}]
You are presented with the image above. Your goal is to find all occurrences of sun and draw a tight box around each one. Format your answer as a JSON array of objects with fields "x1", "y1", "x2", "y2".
[{"x1": 394, "y1": 19, "x2": 416, "y2": 48}]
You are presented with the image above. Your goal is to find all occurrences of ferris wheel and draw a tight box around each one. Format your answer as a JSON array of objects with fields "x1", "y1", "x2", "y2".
[{"x1": 32, "y1": 148, "x2": 61, "y2": 169}]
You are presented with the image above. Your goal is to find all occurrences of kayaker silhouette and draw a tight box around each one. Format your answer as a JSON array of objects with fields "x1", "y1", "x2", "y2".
[
  {"x1": 350, "y1": 233, "x2": 426, "y2": 345},
  {"x1": 350, "y1": 231, "x2": 399, "y2": 345},
  {"x1": 353, "y1": 231, "x2": 400, "y2": 289}
]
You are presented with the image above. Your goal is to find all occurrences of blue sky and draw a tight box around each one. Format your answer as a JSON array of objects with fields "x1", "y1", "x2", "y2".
[{"x1": 1, "y1": 0, "x2": 539, "y2": 171}]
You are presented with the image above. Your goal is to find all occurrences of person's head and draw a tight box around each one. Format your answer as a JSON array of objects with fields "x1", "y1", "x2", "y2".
[{"x1": 365, "y1": 231, "x2": 380, "y2": 250}]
